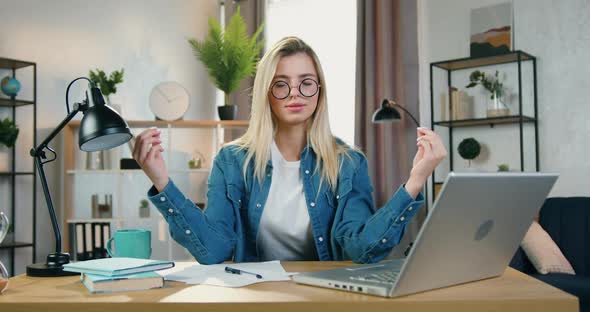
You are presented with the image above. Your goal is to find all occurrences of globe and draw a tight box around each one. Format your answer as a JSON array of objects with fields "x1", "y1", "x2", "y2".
[{"x1": 1, "y1": 76, "x2": 21, "y2": 97}]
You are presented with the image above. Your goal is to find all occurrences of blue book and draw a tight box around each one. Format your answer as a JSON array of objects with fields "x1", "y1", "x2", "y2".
[
  {"x1": 63, "y1": 257, "x2": 174, "y2": 277},
  {"x1": 81, "y1": 271, "x2": 164, "y2": 294}
]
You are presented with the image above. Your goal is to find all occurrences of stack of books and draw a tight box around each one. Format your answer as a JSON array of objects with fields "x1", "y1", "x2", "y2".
[{"x1": 63, "y1": 257, "x2": 175, "y2": 294}]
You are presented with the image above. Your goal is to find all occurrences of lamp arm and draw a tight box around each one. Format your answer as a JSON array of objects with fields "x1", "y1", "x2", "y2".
[
  {"x1": 386, "y1": 99, "x2": 420, "y2": 127},
  {"x1": 30, "y1": 102, "x2": 88, "y2": 253},
  {"x1": 383, "y1": 99, "x2": 428, "y2": 213},
  {"x1": 32, "y1": 103, "x2": 87, "y2": 156}
]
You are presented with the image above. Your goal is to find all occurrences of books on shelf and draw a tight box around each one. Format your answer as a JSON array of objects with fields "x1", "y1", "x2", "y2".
[
  {"x1": 81, "y1": 271, "x2": 164, "y2": 294},
  {"x1": 63, "y1": 257, "x2": 174, "y2": 277},
  {"x1": 451, "y1": 88, "x2": 464, "y2": 120},
  {"x1": 441, "y1": 89, "x2": 474, "y2": 121}
]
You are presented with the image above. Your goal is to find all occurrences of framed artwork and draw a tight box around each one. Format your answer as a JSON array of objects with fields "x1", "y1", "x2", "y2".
[{"x1": 470, "y1": 2, "x2": 513, "y2": 58}]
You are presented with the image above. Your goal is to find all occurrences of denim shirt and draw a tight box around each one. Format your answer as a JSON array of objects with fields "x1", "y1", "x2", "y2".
[{"x1": 148, "y1": 144, "x2": 424, "y2": 264}]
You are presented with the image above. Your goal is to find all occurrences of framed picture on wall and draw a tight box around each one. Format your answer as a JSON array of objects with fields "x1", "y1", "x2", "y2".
[{"x1": 470, "y1": 2, "x2": 513, "y2": 58}]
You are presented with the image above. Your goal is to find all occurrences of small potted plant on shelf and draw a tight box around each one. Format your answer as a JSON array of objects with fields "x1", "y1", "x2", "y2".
[
  {"x1": 139, "y1": 199, "x2": 150, "y2": 218},
  {"x1": 88, "y1": 68, "x2": 125, "y2": 114},
  {"x1": 188, "y1": 150, "x2": 205, "y2": 169},
  {"x1": 458, "y1": 137, "x2": 481, "y2": 169},
  {"x1": 0, "y1": 118, "x2": 19, "y2": 172},
  {"x1": 497, "y1": 163, "x2": 510, "y2": 172},
  {"x1": 188, "y1": 6, "x2": 264, "y2": 120},
  {"x1": 466, "y1": 70, "x2": 509, "y2": 118}
]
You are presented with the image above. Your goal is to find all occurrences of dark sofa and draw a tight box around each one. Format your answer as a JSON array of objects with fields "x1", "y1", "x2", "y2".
[{"x1": 510, "y1": 197, "x2": 590, "y2": 312}]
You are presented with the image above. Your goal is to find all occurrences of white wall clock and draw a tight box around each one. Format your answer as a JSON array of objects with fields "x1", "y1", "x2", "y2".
[{"x1": 149, "y1": 81, "x2": 190, "y2": 121}]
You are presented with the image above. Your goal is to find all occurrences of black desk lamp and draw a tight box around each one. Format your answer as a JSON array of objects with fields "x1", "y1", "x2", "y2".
[
  {"x1": 372, "y1": 99, "x2": 419, "y2": 126},
  {"x1": 372, "y1": 98, "x2": 428, "y2": 212},
  {"x1": 26, "y1": 77, "x2": 132, "y2": 277}
]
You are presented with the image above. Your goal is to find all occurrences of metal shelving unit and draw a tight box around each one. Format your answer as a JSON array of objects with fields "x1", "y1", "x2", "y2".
[
  {"x1": 429, "y1": 51, "x2": 539, "y2": 200},
  {"x1": 0, "y1": 57, "x2": 37, "y2": 276}
]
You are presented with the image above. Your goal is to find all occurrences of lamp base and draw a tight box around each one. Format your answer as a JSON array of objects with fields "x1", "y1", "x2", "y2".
[{"x1": 26, "y1": 252, "x2": 79, "y2": 277}]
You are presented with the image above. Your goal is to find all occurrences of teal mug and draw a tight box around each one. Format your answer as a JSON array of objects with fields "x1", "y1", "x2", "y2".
[{"x1": 106, "y1": 229, "x2": 151, "y2": 259}]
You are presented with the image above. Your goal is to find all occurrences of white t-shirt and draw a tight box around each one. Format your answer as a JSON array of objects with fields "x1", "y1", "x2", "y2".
[{"x1": 256, "y1": 141, "x2": 317, "y2": 261}]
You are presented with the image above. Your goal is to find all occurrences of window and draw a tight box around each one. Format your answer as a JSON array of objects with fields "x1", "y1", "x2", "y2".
[{"x1": 266, "y1": 0, "x2": 357, "y2": 146}]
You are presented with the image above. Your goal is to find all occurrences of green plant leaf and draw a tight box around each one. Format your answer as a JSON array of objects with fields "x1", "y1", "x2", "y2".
[
  {"x1": 188, "y1": 6, "x2": 264, "y2": 105},
  {"x1": 458, "y1": 137, "x2": 481, "y2": 160},
  {"x1": 88, "y1": 68, "x2": 125, "y2": 97},
  {"x1": 497, "y1": 163, "x2": 510, "y2": 171},
  {"x1": 0, "y1": 118, "x2": 19, "y2": 148}
]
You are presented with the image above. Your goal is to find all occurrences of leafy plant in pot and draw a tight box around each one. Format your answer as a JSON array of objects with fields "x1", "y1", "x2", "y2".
[
  {"x1": 87, "y1": 69, "x2": 124, "y2": 170},
  {"x1": 466, "y1": 70, "x2": 509, "y2": 118},
  {"x1": 139, "y1": 199, "x2": 150, "y2": 218},
  {"x1": 458, "y1": 137, "x2": 481, "y2": 168},
  {"x1": 88, "y1": 68, "x2": 124, "y2": 114},
  {"x1": 188, "y1": 6, "x2": 264, "y2": 120},
  {"x1": 0, "y1": 118, "x2": 19, "y2": 172},
  {"x1": 497, "y1": 163, "x2": 510, "y2": 172}
]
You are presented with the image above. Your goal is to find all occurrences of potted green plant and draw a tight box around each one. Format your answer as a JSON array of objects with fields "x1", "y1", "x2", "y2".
[
  {"x1": 88, "y1": 68, "x2": 124, "y2": 113},
  {"x1": 0, "y1": 118, "x2": 19, "y2": 171},
  {"x1": 497, "y1": 163, "x2": 510, "y2": 172},
  {"x1": 188, "y1": 6, "x2": 263, "y2": 120},
  {"x1": 466, "y1": 70, "x2": 509, "y2": 117},
  {"x1": 139, "y1": 199, "x2": 150, "y2": 218},
  {"x1": 188, "y1": 150, "x2": 205, "y2": 169},
  {"x1": 458, "y1": 137, "x2": 481, "y2": 168}
]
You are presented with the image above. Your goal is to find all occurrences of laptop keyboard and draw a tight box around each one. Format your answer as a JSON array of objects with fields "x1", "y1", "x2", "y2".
[{"x1": 349, "y1": 270, "x2": 400, "y2": 284}]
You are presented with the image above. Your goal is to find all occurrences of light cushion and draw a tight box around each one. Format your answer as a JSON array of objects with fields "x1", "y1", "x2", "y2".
[{"x1": 521, "y1": 221, "x2": 576, "y2": 275}]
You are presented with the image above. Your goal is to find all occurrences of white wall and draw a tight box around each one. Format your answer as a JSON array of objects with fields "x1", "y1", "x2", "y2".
[
  {"x1": 266, "y1": 0, "x2": 357, "y2": 146},
  {"x1": 0, "y1": 0, "x2": 218, "y2": 274},
  {"x1": 418, "y1": 0, "x2": 590, "y2": 196}
]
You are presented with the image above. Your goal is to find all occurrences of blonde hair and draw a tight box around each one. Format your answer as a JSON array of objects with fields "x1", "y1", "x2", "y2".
[{"x1": 229, "y1": 36, "x2": 352, "y2": 192}]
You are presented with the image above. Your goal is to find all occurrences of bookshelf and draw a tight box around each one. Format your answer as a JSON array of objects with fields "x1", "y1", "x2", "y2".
[
  {"x1": 430, "y1": 51, "x2": 539, "y2": 200},
  {"x1": 61, "y1": 119, "x2": 248, "y2": 260},
  {"x1": 0, "y1": 58, "x2": 37, "y2": 275},
  {"x1": 0, "y1": 57, "x2": 37, "y2": 276}
]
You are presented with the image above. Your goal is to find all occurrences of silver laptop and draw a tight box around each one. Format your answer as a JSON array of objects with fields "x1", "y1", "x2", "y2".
[{"x1": 293, "y1": 172, "x2": 558, "y2": 297}]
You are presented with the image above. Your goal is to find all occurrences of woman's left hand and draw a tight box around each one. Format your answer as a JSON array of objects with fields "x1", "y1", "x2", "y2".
[{"x1": 405, "y1": 127, "x2": 447, "y2": 198}]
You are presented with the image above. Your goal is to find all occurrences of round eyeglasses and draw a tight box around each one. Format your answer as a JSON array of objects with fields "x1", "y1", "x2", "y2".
[{"x1": 270, "y1": 78, "x2": 320, "y2": 100}]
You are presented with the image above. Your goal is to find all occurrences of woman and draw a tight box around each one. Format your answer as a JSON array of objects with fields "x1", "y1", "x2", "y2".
[{"x1": 133, "y1": 37, "x2": 447, "y2": 264}]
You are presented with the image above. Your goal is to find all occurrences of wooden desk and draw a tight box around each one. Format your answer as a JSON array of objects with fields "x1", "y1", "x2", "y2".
[{"x1": 0, "y1": 261, "x2": 578, "y2": 312}]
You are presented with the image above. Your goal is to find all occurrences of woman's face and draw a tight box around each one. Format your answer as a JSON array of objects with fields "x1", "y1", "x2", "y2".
[{"x1": 269, "y1": 52, "x2": 320, "y2": 127}]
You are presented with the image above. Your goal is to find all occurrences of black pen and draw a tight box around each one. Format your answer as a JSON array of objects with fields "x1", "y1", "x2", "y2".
[{"x1": 224, "y1": 266, "x2": 263, "y2": 279}]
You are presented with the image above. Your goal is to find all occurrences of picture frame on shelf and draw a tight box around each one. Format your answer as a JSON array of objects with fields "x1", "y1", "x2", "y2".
[{"x1": 470, "y1": 2, "x2": 513, "y2": 58}]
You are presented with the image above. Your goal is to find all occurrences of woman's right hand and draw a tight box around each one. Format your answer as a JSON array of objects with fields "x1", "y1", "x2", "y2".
[{"x1": 132, "y1": 127, "x2": 169, "y2": 192}]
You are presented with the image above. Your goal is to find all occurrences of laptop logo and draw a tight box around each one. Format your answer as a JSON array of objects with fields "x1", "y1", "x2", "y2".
[{"x1": 475, "y1": 220, "x2": 494, "y2": 241}]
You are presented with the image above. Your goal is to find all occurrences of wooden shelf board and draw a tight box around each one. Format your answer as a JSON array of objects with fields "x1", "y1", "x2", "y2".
[
  {"x1": 0, "y1": 98, "x2": 35, "y2": 107},
  {"x1": 0, "y1": 172, "x2": 34, "y2": 176},
  {"x1": 431, "y1": 51, "x2": 534, "y2": 71},
  {"x1": 0, "y1": 241, "x2": 34, "y2": 249},
  {"x1": 66, "y1": 169, "x2": 210, "y2": 175},
  {"x1": 433, "y1": 115, "x2": 536, "y2": 127},
  {"x1": 67, "y1": 120, "x2": 249, "y2": 129},
  {"x1": 0, "y1": 57, "x2": 35, "y2": 70}
]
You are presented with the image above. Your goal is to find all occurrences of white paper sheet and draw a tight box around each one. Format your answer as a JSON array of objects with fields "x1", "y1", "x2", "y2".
[{"x1": 157, "y1": 261, "x2": 291, "y2": 287}]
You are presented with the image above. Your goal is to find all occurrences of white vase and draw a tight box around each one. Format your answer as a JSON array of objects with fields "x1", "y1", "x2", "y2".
[{"x1": 486, "y1": 92, "x2": 509, "y2": 117}]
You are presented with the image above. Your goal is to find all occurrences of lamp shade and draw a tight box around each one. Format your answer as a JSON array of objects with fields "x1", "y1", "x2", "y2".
[
  {"x1": 372, "y1": 99, "x2": 402, "y2": 123},
  {"x1": 79, "y1": 103, "x2": 132, "y2": 152}
]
